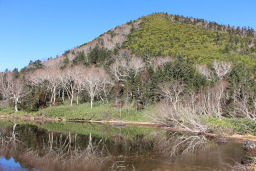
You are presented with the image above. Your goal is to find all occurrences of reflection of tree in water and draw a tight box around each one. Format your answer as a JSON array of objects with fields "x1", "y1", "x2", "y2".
[
  {"x1": 0, "y1": 123, "x2": 112, "y2": 171},
  {"x1": 145, "y1": 131, "x2": 248, "y2": 170},
  {"x1": 0, "y1": 122, "x2": 156, "y2": 170},
  {"x1": 0, "y1": 122, "x2": 249, "y2": 171},
  {"x1": 149, "y1": 131, "x2": 208, "y2": 158}
]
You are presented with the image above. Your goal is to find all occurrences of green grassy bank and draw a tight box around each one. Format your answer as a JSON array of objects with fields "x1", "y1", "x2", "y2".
[
  {"x1": 1, "y1": 102, "x2": 256, "y2": 136},
  {"x1": 0, "y1": 102, "x2": 155, "y2": 122}
]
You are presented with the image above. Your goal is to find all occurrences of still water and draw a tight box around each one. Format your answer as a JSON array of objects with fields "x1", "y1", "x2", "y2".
[{"x1": 0, "y1": 120, "x2": 246, "y2": 171}]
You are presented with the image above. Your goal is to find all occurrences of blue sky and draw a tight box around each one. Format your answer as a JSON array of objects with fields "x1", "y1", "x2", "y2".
[{"x1": 0, "y1": 0, "x2": 255, "y2": 71}]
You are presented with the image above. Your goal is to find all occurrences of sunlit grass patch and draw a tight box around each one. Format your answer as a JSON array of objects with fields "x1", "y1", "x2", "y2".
[
  {"x1": 35, "y1": 101, "x2": 155, "y2": 122},
  {"x1": 206, "y1": 116, "x2": 256, "y2": 135}
]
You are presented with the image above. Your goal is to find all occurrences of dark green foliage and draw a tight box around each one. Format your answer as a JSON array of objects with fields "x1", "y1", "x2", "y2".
[
  {"x1": 224, "y1": 64, "x2": 256, "y2": 116},
  {"x1": 12, "y1": 68, "x2": 19, "y2": 78},
  {"x1": 87, "y1": 46, "x2": 113, "y2": 66},
  {"x1": 20, "y1": 60, "x2": 43, "y2": 73},
  {"x1": 117, "y1": 55, "x2": 209, "y2": 105},
  {"x1": 72, "y1": 51, "x2": 86, "y2": 65},
  {"x1": 30, "y1": 60, "x2": 43, "y2": 70},
  {"x1": 60, "y1": 57, "x2": 70, "y2": 69},
  {"x1": 158, "y1": 55, "x2": 209, "y2": 90},
  {"x1": 79, "y1": 90, "x2": 90, "y2": 104},
  {"x1": 62, "y1": 50, "x2": 71, "y2": 57},
  {"x1": 72, "y1": 46, "x2": 113, "y2": 66},
  {"x1": 227, "y1": 64, "x2": 256, "y2": 96},
  {"x1": 20, "y1": 87, "x2": 48, "y2": 112}
]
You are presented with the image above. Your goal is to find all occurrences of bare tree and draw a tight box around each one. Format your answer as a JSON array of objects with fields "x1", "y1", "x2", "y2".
[
  {"x1": 155, "y1": 80, "x2": 229, "y2": 132},
  {"x1": 233, "y1": 86, "x2": 256, "y2": 123},
  {"x1": 28, "y1": 67, "x2": 62, "y2": 105},
  {"x1": 110, "y1": 56, "x2": 145, "y2": 82},
  {"x1": 197, "y1": 80, "x2": 228, "y2": 117},
  {"x1": 83, "y1": 66, "x2": 112, "y2": 108},
  {"x1": 196, "y1": 64, "x2": 214, "y2": 80},
  {"x1": 148, "y1": 56, "x2": 172, "y2": 71},
  {"x1": 0, "y1": 72, "x2": 27, "y2": 112},
  {"x1": 156, "y1": 80, "x2": 208, "y2": 132},
  {"x1": 71, "y1": 65, "x2": 86, "y2": 105},
  {"x1": 213, "y1": 60, "x2": 232, "y2": 79},
  {"x1": 60, "y1": 67, "x2": 75, "y2": 106},
  {"x1": 159, "y1": 80, "x2": 185, "y2": 111},
  {"x1": 98, "y1": 68, "x2": 114, "y2": 103}
]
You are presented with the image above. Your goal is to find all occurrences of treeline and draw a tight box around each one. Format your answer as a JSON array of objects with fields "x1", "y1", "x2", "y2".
[{"x1": 163, "y1": 12, "x2": 256, "y2": 38}]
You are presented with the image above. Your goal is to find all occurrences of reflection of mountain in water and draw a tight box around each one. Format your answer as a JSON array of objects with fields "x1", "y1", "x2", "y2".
[{"x1": 0, "y1": 120, "x2": 247, "y2": 171}]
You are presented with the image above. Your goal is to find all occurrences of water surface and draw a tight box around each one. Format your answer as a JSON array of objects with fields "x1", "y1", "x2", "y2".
[{"x1": 0, "y1": 120, "x2": 246, "y2": 170}]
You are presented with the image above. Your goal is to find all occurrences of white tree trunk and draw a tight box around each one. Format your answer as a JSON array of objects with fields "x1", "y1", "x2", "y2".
[
  {"x1": 53, "y1": 86, "x2": 56, "y2": 105},
  {"x1": 70, "y1": 94, "x2": 73, "y2": 106},
  {"x1": 62, "y1": 90, "x2": 65, "y2": 103},
  {"x1": 90, "y1": 97, "x2": 93, "y2": 109},
  {"x1": 76, "y1": 95, "x2": 79, "y2": 105},
  {"x1": 14, "y1": 98, "x2": 18, "y2": 112},
  {"x1": 70, "y1": 85, "x2": 74, "y2": 106}
]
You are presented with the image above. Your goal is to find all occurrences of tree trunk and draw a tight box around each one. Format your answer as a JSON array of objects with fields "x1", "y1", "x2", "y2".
[
  {"x1": 76, "y1": 90, "x2": 80, "y2": 105},
  {"x1": 70, "y1": 85, "x2": 74, "y2": 106},
  {"x1": 50, "y1": 92, "x2": 53, "y2": 106},
  {"x1": 62, "y1": 90, "x2": 65, "y2": 103},
  {"x1": 90, "y1": 97, "x2": 93, "y2": 109},
  {"x1": 70, "y1": 94, "x2": 73, "y2": 106},
  {"x1": 53, "y1": 86, "x2": 56, "y2": 105},
  {"x1": 14, "y1": 98, "x2": 18, "y2": 112}
]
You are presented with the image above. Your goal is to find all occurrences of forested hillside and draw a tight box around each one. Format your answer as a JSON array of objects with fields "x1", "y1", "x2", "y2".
[
  {"x1": 125, "y1": 13, "x2": 256, "y2": 66},
  {"x1": 1, "y1": 13, "x2": 256, "y2": 133}
]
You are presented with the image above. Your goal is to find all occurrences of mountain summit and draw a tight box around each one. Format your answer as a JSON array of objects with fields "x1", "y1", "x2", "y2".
[{"x1": 42, "y1": 13, "x2": 256, "y2": 69}]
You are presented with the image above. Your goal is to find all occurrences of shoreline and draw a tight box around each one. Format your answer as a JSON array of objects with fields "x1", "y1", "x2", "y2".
[{"x1": 1, "y1": 114, "x2": 256, "y2": 143}]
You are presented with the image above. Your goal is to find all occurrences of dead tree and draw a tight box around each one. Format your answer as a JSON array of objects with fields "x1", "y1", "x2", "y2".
[
  {"x1": 28, "y1": 67, "x2": 62, "y2": 105},
  {"x1": 0, "y1": 72, "x2": 27, "y2": 112},
  {"x1": 213, "y1": 60, "x2": 232, "y2": 79},
  {"x1": 196, "y1": 64, "x2": 214, "y2": 80},
  {"x1": 60, "y1": 67, "x2": 76, "y2": 106},
  {"x1": 83, "y1": 66, "x2": 112, "y2": 108},
  {"x1": 159, "y1": 80, "x2": 185, "y2": 111},
  {"x1": 110, "y1": 56, "x2": 144, "y2": 103}
]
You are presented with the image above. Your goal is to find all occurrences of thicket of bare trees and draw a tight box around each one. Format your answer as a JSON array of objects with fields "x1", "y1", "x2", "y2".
[
  {"x1": 157, "y1": 79, "x2": 230, "y2": 132},
  {"x1": 0, "y1": 72, "x2": 27, "y2": 112},
  {"x1": 27, "y1": 65, "x2": 114, "y2": 108},
  {"x1": 28, "y1": 67, "x2": 62, "y2": 105},
  {"x1": 232, "y1": 85, "x2": 256, "y2": 122},
  {"x1": 82, "y1": 66, "x2": 113, "y2": 108}
]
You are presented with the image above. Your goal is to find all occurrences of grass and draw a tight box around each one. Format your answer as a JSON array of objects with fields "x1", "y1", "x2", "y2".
[
  {"x1": 0, "y1": 102, "x2": 156, "y2": 122},
  {"x1": 0, "y1": 107, "x2": 27, "y2": 116},
  {"x1": 2, "y1": 102, "x2": 256, "y2": 136},
  {"x1": 206, "y1": 116, "x2": 256, "y2": 135}
]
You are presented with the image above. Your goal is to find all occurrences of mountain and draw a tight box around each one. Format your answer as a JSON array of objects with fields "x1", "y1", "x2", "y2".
[
  {"x1": 41, "y1": 12, "x2": 256, "y2": 69},
  {"x1": 2, "y1": 13, "x2": 256, "y2": 123}
]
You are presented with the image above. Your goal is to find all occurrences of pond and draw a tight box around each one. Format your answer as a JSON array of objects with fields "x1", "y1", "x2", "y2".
[{"x1": 0, "y1": 120, "x2": 246, "y2": 171}]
